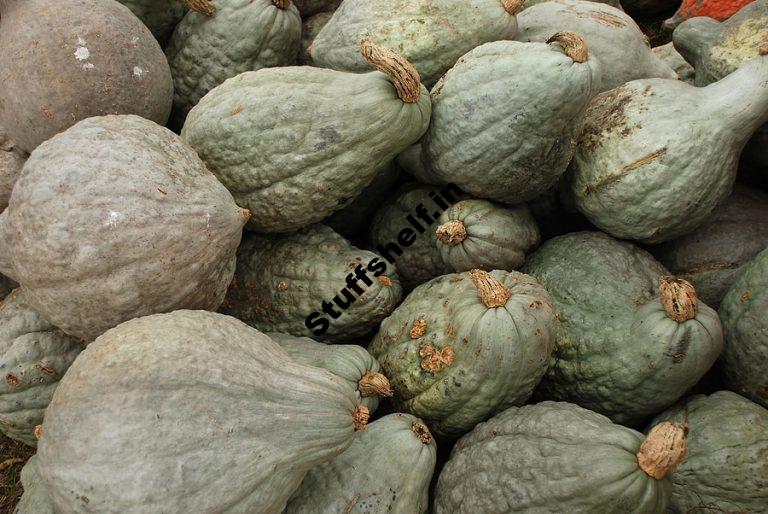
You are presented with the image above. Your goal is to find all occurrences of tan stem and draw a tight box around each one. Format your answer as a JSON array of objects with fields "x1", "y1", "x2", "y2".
[
  {"x1": 637, "y1": 422, "x2": 688, "y2": 480},
  {"x1": 469, "y1": 269, "x2": 511, "y2": 308},
  {"x1": 242, "y1": 209, "x2": 252, "y2": 222},
  {"x1": 546, "y1": 31, "x2": 589, "y2": 63},
  {"x1": 184, "y1": 0, "x2": 215, "y2": 16},
  {"x1": 659, "y1": 276, "x2": 698, "y2": 323},
  {"x1": 411, "y1": 422, "x2": 432, "y2": 444},
  {"x1": 360, "y1": 38, "x2": 421, "y2": 104},
  {"x1": 272, "y1": 0, "x2": 291, "y2": 9},
  {"x1": 34, "y1": 425, "x2": 42, "y2": 440},
  {"x1": 500, "y1": 0, "x2": 524, "y2": 15},
  {"x1": 358, "y1": 372, "x2": 394, "y2": 398},
  {"x1": 351, "y1": 405, "x2": 370, "y2": 431},
  {"x1": 436, "y1": 220, "x2": 468, "y2": 246}
]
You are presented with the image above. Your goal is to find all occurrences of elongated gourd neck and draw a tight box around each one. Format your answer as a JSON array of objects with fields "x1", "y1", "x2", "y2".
[
  {"x1": 672, "y1": 17, "x2": 723, "y2": 65},
  {"x1": 637, "y1": 422, "x2": 688, "y2": 479}
]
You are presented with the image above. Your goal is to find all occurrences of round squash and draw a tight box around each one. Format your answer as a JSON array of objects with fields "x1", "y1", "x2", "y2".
[
  {"x1": 719, "y1": 247, "x2": 768, "y2": 408},
  {"x1": 222, "y1": 224, "x2": 402, "y2": 342},
  {"x1": 0, "y1": 123, "x2": 26, "y2": 212},
  {"x1": 118, "y1": 0, "x2": 189, "y2": 44},
  {"x1": 649, "y1": 391, "x2": 768, "y2": 513},
  {"x1": 182, "y1": 40, "x2": 431, "y2": 233},
  {"x1": 0, "y1": 289, "x2": 83, "y2": 446},
  {"x1": 285, "y1": 413, "x2": 437, "y2": 514},
  {"x1": 370, "y1": 269, "x2": 556, "y2": 438},
  {"x1": 14, "y1": 456, "x2": 54, "y2": 514},
  {"x1": 267, "y1": 332, "x2": 393, "y2": 413},
  {"x1": 36, "y1": 310, "x2": 368, "y2": 513},
  {"x1": 522, "y1": 232, "x2": 723, "y2": 426},
  {"x1": 0, "y1": 0, "x2": 173, "y2": 153},
  {"x1": 422, "y1": 36, "x2": 600, "y2": 204},
  {"x1": 5, "y1": 115, "x2": 248, "y2": 341},
  {"x1": 434, "y1": 401, "x2": 687, "y2": 513}
]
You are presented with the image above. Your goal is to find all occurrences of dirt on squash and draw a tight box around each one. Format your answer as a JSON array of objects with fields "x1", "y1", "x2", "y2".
[{"x1": 0, "y1": 435, "x2": 34, "y2": 513}]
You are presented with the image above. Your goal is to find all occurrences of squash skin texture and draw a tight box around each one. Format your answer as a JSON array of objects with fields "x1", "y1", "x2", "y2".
[
  {"x1": 285, "y1": 413, "x2": 437, "y2": 514},
  {"x1": 182, "y1": 67, "x2": 431, "y2": 233},
  {"x1": 15, "y1": 456, "x2": 55, "y2": 514},
  {"x1": 166, "y1": 0, "x2": 301, "y2": 124},
  {"x1": 6, "y1": 115, "x2": 247, "y2": 341},
  {"x1": 310, "y1": 0, "x2": 518, "y2": 87},
  {"x1": 0, "y1": 124, "x2": 26, "y2": 212},
  {"x1": 522, "y1": 232, "x2": 723, "y2": 426},
  {"x1": 222, "y1": 225, "x2": 403, "y2": 342},
  {"x1": 37, "y1": 310, "x2": 360, "y2": 514},
  {"x1": 719, "y1": 248, "x2": 768, "y2": 408},
  {"x1": 0, "y1": 289, "x2": 83, "y2": 446},
  {"x1": 434, "y1": 401, "x2": 672, "y2": 513},
  {"x1": 369, "y1": 270, "x2": 556, "y2": 438},
  {"x1": 118, "y1": 0, "x2": 188, "y2": 44},
  {"x1": 650, "y1": 391, "x2": 768, "y2": 513},
  {"x1": 422, "y1": 40, "x2": 600, "y2": 204}
]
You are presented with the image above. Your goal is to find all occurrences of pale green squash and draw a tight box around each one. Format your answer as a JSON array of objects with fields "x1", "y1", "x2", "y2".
[{"x1": 14, "y1": 456, "x2": 54, "y2": 514}]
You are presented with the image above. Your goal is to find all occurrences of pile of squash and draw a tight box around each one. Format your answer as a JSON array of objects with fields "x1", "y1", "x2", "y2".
[{"x1": 1, "y1": 0, "x2": 766, "y2": 512}]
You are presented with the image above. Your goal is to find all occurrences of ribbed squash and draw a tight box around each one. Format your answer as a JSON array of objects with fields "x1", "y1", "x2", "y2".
[
  {"x1": 0, "y1": 123, "x2": 26, "y2": 212},
  {"x1": 14, "y1": 456, "x2": 54, "y2": 514},
  {"x1": 118, "y1": 0, "x2": 188, "y2": 44}
]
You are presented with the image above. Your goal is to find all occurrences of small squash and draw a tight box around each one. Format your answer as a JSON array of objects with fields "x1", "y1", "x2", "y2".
[
  {"x1": 0, "y1": 123, "x2": 26, "y2": 212},
  {"x1": 117, "y1": 0, "x2": 189, "y2": 44},
  {"x1": 369, "y1": 269, "x2": 555, "y2": 438},
  {"x1": 14, "y1": 456, "x2": 54, "y2": 514},
  {"x1": 434, "y1": 401, "x2": 687, "y2": 513},
  {"x1": 285, "y1": 413, "x2": 437, "y2": 514},
  {"x1": 36, "y1": 310, "x2": 368, "y2": 513}
]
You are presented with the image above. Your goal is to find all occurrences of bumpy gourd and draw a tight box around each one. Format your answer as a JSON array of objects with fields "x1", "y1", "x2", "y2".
[
  {"x1": 166, "y1": 0, "x2": 301, "y2": 125},
  {"x1": 434, "y1": 402, "x2": 687, "y2": 513},
  {"x1": 0, "y1": 0, "x2": 173, "y2": 153},
  {"x1": 14, "y1": 456, "x2": 54, "y2": 514},
  {"x1": 36, "y1": 310, "x2": 367, "y2": 513},
  {"x1": 299, "y1": 11, "x2": 334, "y2": 65},
  {"x1": 653, "y1": 43, "x2": 695, "y2": 83},
  {"x1": 183, "y1": 40, "x2": 430, "y2": 233},
  {"x1": 522, "y1": 232, "x2": 723, "y2": 425},
  {"x1": 422, "y1": 36, "x2": 600, "y2": 204},
  {"x1": 0, "y1": 124, "x2": 26, "y2": 212},
  {"x1": 567, "y1": 55, "x2": 768, "y2": 243},
  {"x1": 222, "y1": 225, "x2": 402, "y2": 342},
  {"x1": 118, "y1": 0, "x2": 189, "y2": 44},
  {"x1": 0, "y1": 290, "x2": 83, "y2": 446},
  {"x1": 719, "y1": 247, "x2": 768, "y2": 408},
  {"x1": 310, "y1": 0, "x2": 521, "y2": 87},
  {"x1": 652, "y1": 185, "x2": 768, "y2": 308},
  {"x1": 370, "y1": 269, "x2": 555, "y2": 438},
  {"x1": 5, "y1": 115, "x2": 248, "y2": 341},
  {"x1": 650, "y1": 391, "x2": 768, "y2": 513},
  {"x1": 516, "y1": 0, "x2": 676, "y2": 91},
  {"x1": 285, "y1": 413, "x2": 437, "y2": 513},
  {"x1": 267, "y1": 332, "x2": 393, "y2": 412}
]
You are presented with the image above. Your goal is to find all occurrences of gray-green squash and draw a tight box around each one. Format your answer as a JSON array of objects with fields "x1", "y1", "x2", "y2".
[
  {"x1": 182, "y1": 40, "x2": 431, "y2": 233},
  {"x1": 652, "y1": 185, "x2": 768, "y2": 308},
  {"x1": 567, "y1": 55, "x2": 768, "y2": 243},
  {"x1": 117, "y1": 0, "x2": 189, "y2": 44},
  {"x1": 166, "y1": 0, "x2": 301, "y2": 125},
  {"x1": 718, "y1": 247, "x2": 768, "y2": 408},
  {"x1": 0, "y1": 289, "x2": 84, "y2": 446},
  {"x1": 36, "y1": 310, "x2": 368, "y2": 514},
  {"x1": 396, "y1": 143, "x2": 436, "y2": 185},
  {"x1": 267, "y1": 332, "x2": 393, "y2": 412},
  {"x1": 653, "y1": 43, "x2": 696, "y2": 83},
  {"x1": 0, "y1": 123, "x2": 26, "y2": 212},
  {"x1": 649, "y1": 391, "x2": 768, "y2": 513},
  {"x1": 370, "y1": 269, "x2": 556, "y2": 438},
  {"x1": 14, "y1": 456, "x2": 54, "y2": 514},
  {"x1": 434, "y1": 401, "x2": 688, "y2": 513},
  {"x1": 421, "y1": 35, "x2": 601, "y2": 204},
  {"x1": 310, "y1": 0, "x2": 521, "y2": 87},
  {"x1": 522, "y1": 232, "x2": 723, "y2": 425},
  {"x1": 222, "y1": 225, "x2": 402, "y2": 342},
  {"x1": 299, "y1": 11, "x2": 334, "y2": 65},
  {"x1": 516, "y1": 0, "x2": 676, "y2": 91},
  {"x1": 5, "y1": 115, "x2": 248, "y2": 341},
  {"x1": 285, "y1": 413, "x2": 437, "y2": 514}
]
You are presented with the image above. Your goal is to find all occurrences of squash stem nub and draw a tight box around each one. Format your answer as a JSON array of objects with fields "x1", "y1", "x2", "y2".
[
  {"x1": 637, "y1": 422, "x2": 688, "y2": 479},
  {"x1": 352, "y1": 405, "x2": 370, "y2": 431},
  {"x1": 184, "y1": 0, "x2": 215, "y2": 16},
  {"x1": 546, "y1": 31, "x2": 589, "y2": 63},
  {"x1": 469, "y1": 269, "x2": 511, "y2": 308},
  {"x1": 659, "y1": 276, "x2": 698, "y2": 323},
  {"x1": 358, "y1": 372, "x2": 394, "y2": 398},
  {"x1": 360, "y1": 38, "x2": 422, "y2": 104},
  {"x1": 500, "y1": 0, "x2": 524, "y2": 15},
  {"x1": 436, "y1": 220, "x2": 468, "y2": 246}
]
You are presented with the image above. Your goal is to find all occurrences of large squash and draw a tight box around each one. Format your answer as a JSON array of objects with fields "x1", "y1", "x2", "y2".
[
  {"x1": 369, "y1": 269, "x2": 555, "y2": 438},
  {"x1": 5, "y1": 115, "x2": 248, "y2": 340},
  {"x1": 0, "y1": 123, "x2": 26, "y2": 212},
  {"x1": 522, "y1": 232, "x2": 723, "y2": 425},
  {"x1": 182, "y1": 40, "x2": 431, "y2": 233},
  {"x1": 434, "y1": 401, "x2": 688, "y2": 513},
  {"x1": 36, "y1": 310, "x2": 368, "y2": 513}
]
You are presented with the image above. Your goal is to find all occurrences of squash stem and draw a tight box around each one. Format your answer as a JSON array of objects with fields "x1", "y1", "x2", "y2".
[
  {"x1": 436, "y1": 220, "x2": 468, "y2": 246},
  {"x1": 358, "y1": 372, "x2": 394, "y2": 398},
  {"x1": 500, "y1": 0, "x2": 524, "y2": 15},
  {"x1": 637, "y1": 422, "x2": 688, "y2": 480},
  {"x1": 469, "y1": 270, "x2": 511, "y2": 308},
  {"x1": 411, "y1": 422, "x2": 433, "y2": 444},
  {"x1": 659, "y1": 276, "x2": 698, "y2": 323},
  {"x1": 546, "y1": 31, "x2": 589, "y2": 63},
  {"x1": 184, "y1": 0, "x2": 215, "y2": 16},
  {"x1": 360, "y1": 38, "x2": 422, "y2": 104},
  {"x1": 351, "y1": 405, "x2": 370, "y2": 431}
]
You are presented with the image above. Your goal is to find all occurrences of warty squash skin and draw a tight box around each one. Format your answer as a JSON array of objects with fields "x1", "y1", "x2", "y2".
[
  {"x1": 0, "y1": 124, "x2": 26, "y2": 212},
  {"x1": 369, "y1": 269, "x2": 556, "y2": 438},
  {"x1": 434, "y1": 401, "x2": 687, "y2": 513},
  {"x1": 0, "y1": 289, "x2": 83, "y2": 447},
  {"x1": 182, "y1": 41, "x2": 431, "y2": 233},
  {"x1": 5, "y1": 115, "x2": 248, "y2": 341},
  {"x1": 422, "y1": 37, "x2": 601, "y2": 204},
  {"x1": 516, "y1": 0, "x2": 676, "y2": 91},
  {"x1": 522, "y1": 232, "x2": 724, "y2": 426},
  {"x1": 267, "y1": 332, "x2": 394, "y2": 413},
  {"x1": 222, "y1": 225, "x2": 403, "y2": 342},
  {"x1": 166, "y1": 0, "x2": 302, "y2": 126},
  {"x1": 567, "y1": 55, "x2": 768, "y2": 243},
  {"x1": 14, "y1": 456, "x2": 54, "y2": 514},
  {"x1": 0, "y1": 0, "x2": 173, "y2": 153},
  {"x1": 285, "y1": 413, "x2": 437, "y2": 514},
  {"x1": 719, "y1": 247, "x2": 768, "y2": 408},
  {"x1": 36, "y1": 310, "x2": 367, "y2": 514},
  {"x1": 118, "y1": 0, "x2": 188, "y2": 45},
  {"x1": 309, "y1": 0, "x2": 521, "y2": 87}
]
